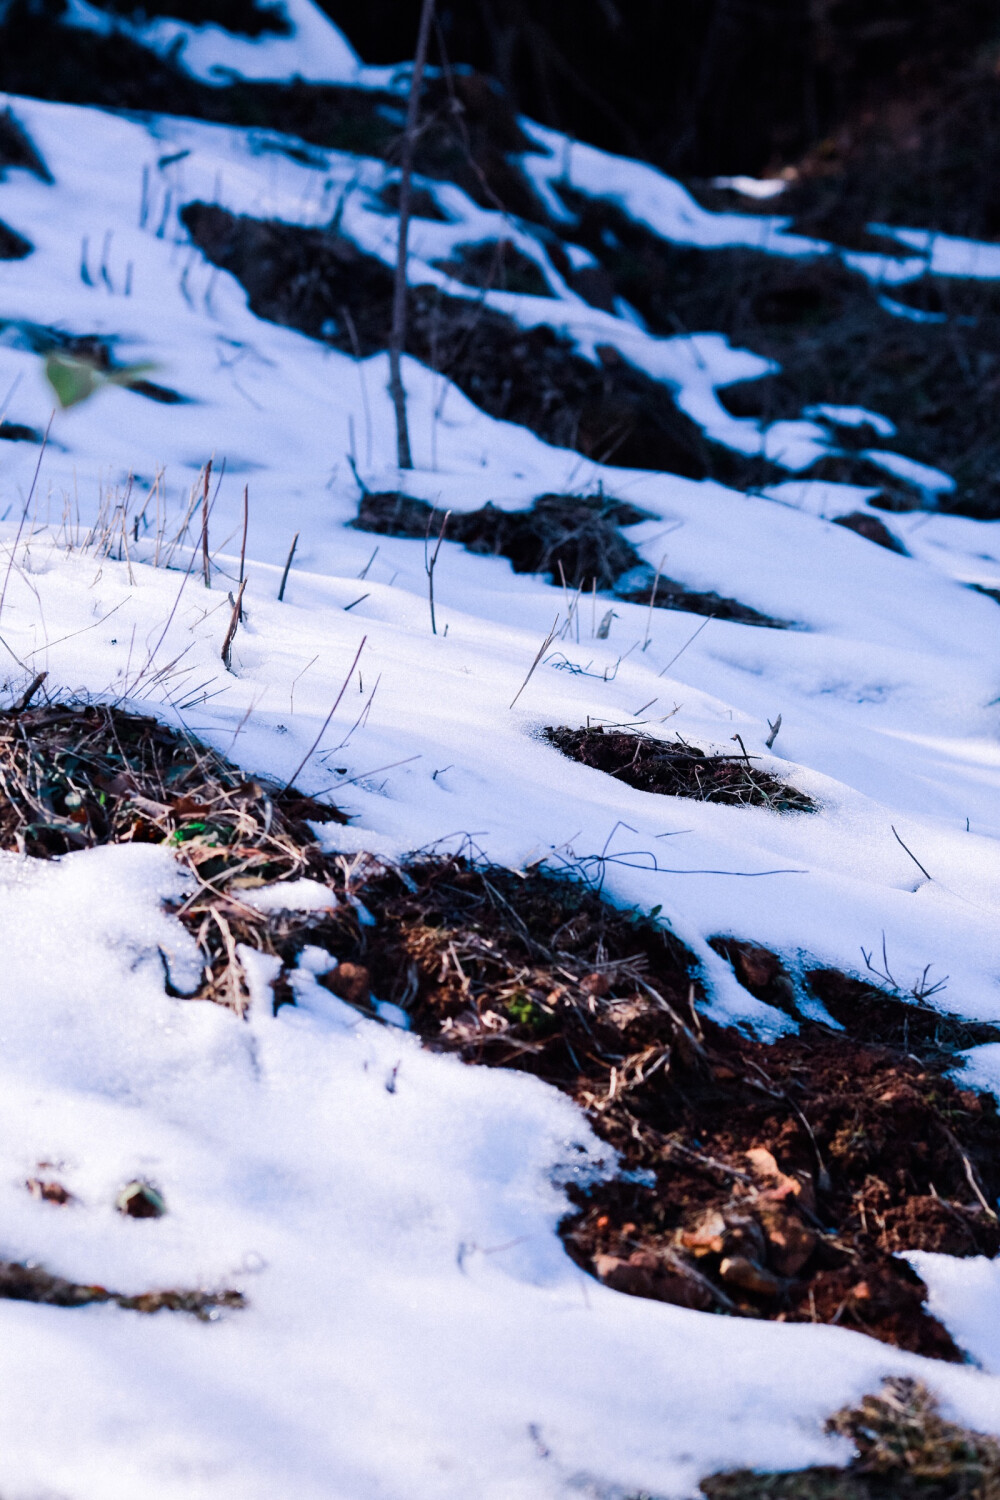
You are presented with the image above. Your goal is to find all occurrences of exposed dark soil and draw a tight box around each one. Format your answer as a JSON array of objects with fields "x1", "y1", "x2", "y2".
[
  {"x1": 434, "y1": 238, "x2": 552, "y2": 298},
  {"x1": 282, "y1": 852, "x2": 1000, "y2": 1359},
  {"x1": 85, "y1": 0, "x2": 291, "y2": 36},
  {"x1": 352, "y1": 489, "x2": 789, "y2": 626},
  {"x1": 0, "y1": 221, "x2": 32, "y2": 260},
  {"x1": 181, "y1": 200, "x2": 778, "y2": 487},
  {"x1": 832, "y1": 513, "x2": 907, "y2": 554},
  {"x1": 560, "y1": 192, "x2": 1000, "y2": 518},
  {"x1": 0, "y1": 105, "x2": 51, "y2": 182},
  {"x1": 0, "y1": 421, "x2": 41, "y2": 443},
  {"x1": 702, "y1": 1377, "x2": 1000, "y2": 1499},
  {"x1": 0, "y1": 1258, "x2": 243, "y2": 1320},
  {"x1": 544, "y1": 726, "x2": 815, "y2": 812}
]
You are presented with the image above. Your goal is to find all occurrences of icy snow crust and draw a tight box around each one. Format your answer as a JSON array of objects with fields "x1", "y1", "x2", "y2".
[{"x1": 1, "y1": 7, "x2": 1000, "y2": 1493}]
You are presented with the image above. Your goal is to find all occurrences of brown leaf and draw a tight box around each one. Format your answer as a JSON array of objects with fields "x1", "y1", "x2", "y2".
[{"x1": 318, "y1": 962, "x2": 371, "y2": 1007}]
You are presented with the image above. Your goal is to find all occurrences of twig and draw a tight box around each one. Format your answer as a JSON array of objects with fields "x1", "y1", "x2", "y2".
[
  {"x1": 765, "y1": 713, "x2": 782, "y2": 749},
  {"x1": 221, "y1": 580, "x2": 246, "y2": 671},
  {"x1": 278, "y1": 532, "x2": 299, "y2": 603},
  {"x1": 642, "y1": 554, "x2": 665, "y2": 650},
  {"x1": 237, "y1": 484, "x2": 249, "y2": 621},
  {"x1": 658, "y1": 613, "x2": 715, "y2": 677},
  {"x1": 14, "y1": 671, "x2": 47, "y2": 712},
  {"x1": 425, "y1": 508, "x2": 450, "y2": 635},
  {"x1": 388, "y1": 0, "x2": 437, "y2": 468},
  {"x1": 0, "y1": 410, "x2": 52, "y2": 623},
  {"x1": 285, "y1": 636, "x2": 366, "y2": 788},
  {"x1": 200, "y1": 459, "x2": 212, "y2": 588},
  {"x1": 510, "y1": 615, "x2": 560, "y2": 709},
  {"x1": 891, "y1": 824, "x2": 933, "y2": 881}
]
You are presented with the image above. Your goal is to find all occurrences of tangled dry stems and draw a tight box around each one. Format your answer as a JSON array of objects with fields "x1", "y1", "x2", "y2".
[{"x1": 544, "y1": 725, "x2": 816, "y2": 812}]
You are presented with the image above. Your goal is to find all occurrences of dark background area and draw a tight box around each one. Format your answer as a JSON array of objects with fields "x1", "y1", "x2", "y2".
[{"x1": 324, "y1": 0, "x2": 1000, "y2": 176}]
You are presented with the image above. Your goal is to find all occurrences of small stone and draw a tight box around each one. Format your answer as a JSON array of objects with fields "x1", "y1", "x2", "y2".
[{"x1": 593, "y1": 1251, "x2": 713, "y2": 1310}]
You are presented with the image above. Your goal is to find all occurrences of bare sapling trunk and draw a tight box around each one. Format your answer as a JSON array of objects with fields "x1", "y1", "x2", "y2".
[{"x1": 388, "y1": 0, "x2": 436, "y2": 470}]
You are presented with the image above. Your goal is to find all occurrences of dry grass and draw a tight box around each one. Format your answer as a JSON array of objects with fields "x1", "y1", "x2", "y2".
[
  {"x1": 544, "y1": 725, "x2": 815, "y2": 812},
  {"x1": 0, "y1": 699, "x2": 345, "y2": 1012}
]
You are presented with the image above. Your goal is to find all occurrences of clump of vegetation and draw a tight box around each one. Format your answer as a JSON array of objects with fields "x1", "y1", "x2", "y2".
[
  {"x1": 353, "y1": 489, "x2": 787, "y2": 624},
  {"x1": 544, "y1": 725, "x2": 815, "y2": 811},
  {"x1": 701, "y1": 1378, "x2": 1000, "y2": 1498},
  {"x1": 0, "y1": 699, "x2": 345, "y2": 1011}
]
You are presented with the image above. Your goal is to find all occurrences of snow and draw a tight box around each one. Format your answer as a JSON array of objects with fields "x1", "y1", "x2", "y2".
[
  {"x1": 860, "y1": 449, "x2": 957, "y2": 498},
  {"x1": 872, "y1": 224, "x2": 1000, "y2": 281},
  {"x1": 1, "y1": 832, "x2": 1000, "y2": 1499},
  {"x1": 0, "y1": 8, "x2": 999, "y2": 1492},
  {"x1": 804, "y1": 404, "x2": 897, "y2": 438},
  {"x1": 238, "y1": 878, "x2": 338, "y2": 912},
  {"x1": 711, "y1": 176, "x2": 789, "y2": 201},
  {"x1": 60, "y1": 0, "x2": 363, "y2": 85}
]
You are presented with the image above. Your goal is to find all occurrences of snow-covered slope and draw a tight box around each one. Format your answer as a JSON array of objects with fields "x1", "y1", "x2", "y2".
[{"x1": 1, "y1": 5, "x2": 1000, "y2": 1495}]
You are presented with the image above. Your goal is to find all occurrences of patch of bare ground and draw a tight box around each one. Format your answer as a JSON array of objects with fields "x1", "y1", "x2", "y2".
[
  {"x1": 832, "y1": 513, "x2": 908, "y2": 554},
  {"x1": 352, "y1": 490, "x2": 789, "y2": 626},
  {"x1": 179, "y1": 200, "x2": 780, "y2": 487},
  {"x1": 279, "y1": 854, "x2": 1000, "y2": 1360},
  {"x1": 701, "y1": 1377, "x2": 1000, "y2": 1499},
  {"x1": 544, "y1": 726, "x2": 815, "y2": 812},
  {"x1": 433, "y1": 238, "x2": 552, "y2": 298},
  {"x1": 4, "y1": 704, "x2": 996, "y2": 1358},
  {"x1": 560, "y1": 187, "x2": 1000, "y2": 519},
  {"x1": 0, "y1": 1259, "x2": 243, "y2": 1320}
]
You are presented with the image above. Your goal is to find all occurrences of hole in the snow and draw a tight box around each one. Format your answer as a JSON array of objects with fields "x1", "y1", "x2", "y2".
[
  {"x1": 0, "y1": 420, "x2": 40, "y2": 442},
  {"x1": 543, "y1": 725, "x2": 815, "y2": 812}
]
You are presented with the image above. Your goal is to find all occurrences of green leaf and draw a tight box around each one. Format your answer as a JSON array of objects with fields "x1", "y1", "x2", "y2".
[{"x1": 44, "y1": 353, "x2": 101, "y2": 409}]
